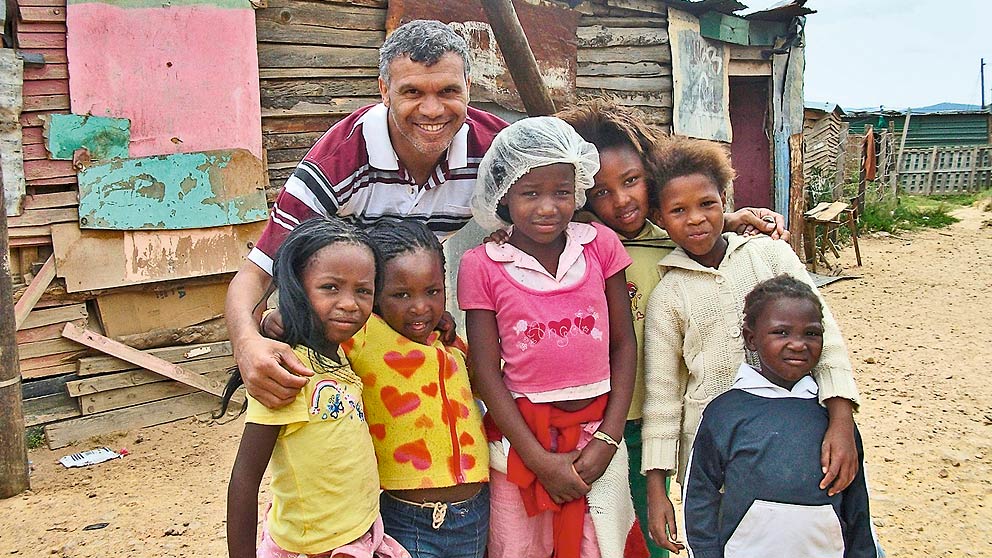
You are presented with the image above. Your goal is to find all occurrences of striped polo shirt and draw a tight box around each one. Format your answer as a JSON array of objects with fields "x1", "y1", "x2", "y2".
[{"x1": 249, "y1": 103, "x2": 507, "y2": 274}]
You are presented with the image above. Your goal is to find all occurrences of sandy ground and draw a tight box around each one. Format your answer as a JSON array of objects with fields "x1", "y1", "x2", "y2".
[{"x1": 1, "y1": 206, "x2": 989, "y2": 558}]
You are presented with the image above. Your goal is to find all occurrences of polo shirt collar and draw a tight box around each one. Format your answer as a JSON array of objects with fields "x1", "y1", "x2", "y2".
[
  {"x1": 356, "y1": 103, "x2": 470, "y2": 172},
  {"x1": 732, "y1": 362, "x2": 818, "y2": 400},
  {"x1": 484, "y1": 222, "x2": 598, "y2": 282}
]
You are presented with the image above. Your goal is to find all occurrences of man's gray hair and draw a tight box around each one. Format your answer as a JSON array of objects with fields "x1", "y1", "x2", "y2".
[{"x1": 379, "y1": 20, "x2": 471, "y2": 84}]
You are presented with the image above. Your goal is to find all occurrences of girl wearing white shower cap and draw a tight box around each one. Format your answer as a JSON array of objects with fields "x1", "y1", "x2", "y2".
[{"x1": 458, "y1": 116, "x2": 637, "y2": 558}]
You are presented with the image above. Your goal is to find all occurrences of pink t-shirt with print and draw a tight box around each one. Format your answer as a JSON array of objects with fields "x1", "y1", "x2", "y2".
[{"x1": 457, "y1": 222, "x2": 632, "y2": 399}]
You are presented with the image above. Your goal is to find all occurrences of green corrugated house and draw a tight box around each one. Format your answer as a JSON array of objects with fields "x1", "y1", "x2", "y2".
[{"x1": 844, "y1": 108, "x2": 991, "y2": 148}]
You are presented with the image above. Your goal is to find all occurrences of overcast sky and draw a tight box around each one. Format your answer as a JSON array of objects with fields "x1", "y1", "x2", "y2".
[{"x1": 746, "y1": 0, "x2": 991, "y2": 110}]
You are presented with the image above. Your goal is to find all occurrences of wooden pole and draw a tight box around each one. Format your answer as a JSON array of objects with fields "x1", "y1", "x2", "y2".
[
  {"x1": 788, "y1": 133, "x2": 806, "y2": 255},
  {"x1": 0, "y1": 163, "x2": 31, "y2": 498},
  {"x1": 890, "y1": 110, "x2": 911, "y2": 197},
  {"x1": 480, "y1": 0, "x2": 557, "y2": 116}
]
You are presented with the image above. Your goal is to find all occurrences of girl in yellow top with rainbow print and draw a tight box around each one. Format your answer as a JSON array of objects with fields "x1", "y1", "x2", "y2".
[{"x1": 223, "y1": 217, "x2": 409, "y2": 558}]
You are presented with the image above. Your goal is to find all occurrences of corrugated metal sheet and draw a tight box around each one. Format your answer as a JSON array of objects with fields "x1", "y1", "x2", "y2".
[{"x1": 845, "y1": 112, "x2": 990, "y2": 148}]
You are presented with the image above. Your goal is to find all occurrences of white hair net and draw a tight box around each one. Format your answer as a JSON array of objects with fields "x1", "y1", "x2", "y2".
[{"x1": 471, "y1": 116, "x2": 600, "y2": 232}]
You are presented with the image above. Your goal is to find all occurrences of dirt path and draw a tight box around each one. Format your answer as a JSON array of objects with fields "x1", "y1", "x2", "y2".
[{"x1": 1, "y1": 207, "x2": 989, "y2": 557}]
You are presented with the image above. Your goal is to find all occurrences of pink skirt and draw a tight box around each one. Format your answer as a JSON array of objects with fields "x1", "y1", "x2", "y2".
[{"x1": 258, "y1": 515, "x2": 410, "y2": 558}]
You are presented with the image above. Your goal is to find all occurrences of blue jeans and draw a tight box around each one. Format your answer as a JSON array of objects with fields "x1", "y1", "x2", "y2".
[{"x1": 380, "y1": 485, "x2": 490, "y2": 558}]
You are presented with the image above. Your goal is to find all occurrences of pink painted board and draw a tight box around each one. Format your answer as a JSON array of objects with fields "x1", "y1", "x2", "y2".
[{"x1": 67, "y1": 2, "x2": 262, "y2": 159}]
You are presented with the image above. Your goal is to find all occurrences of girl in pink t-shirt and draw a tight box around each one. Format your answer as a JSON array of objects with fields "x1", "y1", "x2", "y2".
[{"x1": 457, "y1": 117, "x2": 637, "y2": 558}]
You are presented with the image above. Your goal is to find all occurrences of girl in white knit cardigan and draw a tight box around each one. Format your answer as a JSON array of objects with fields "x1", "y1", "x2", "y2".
[{"x1": 639, "y1": 136, "x2": 862, "y2": 551}]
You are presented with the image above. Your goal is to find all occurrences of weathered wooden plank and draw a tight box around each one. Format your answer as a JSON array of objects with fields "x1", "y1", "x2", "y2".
[
  {"x1": 17, "y1": 48, "x2": 67, "y2": 63},
  {"x1": 18, "y1": 303, "x2": 86, "y2": 331},
  {"x1": 78, "y1": 341, "x2": 233, "y2": 376},
  {"x1": 18, "y1": 0, "x2": 68, "y2": 7},
  {"x1": 13, "y1": 255, "x2": 56, "y2": 329},
  {"x1": 265, "y1": 147, "x2": 310, "y2": 165},
  {"x1": 14, "y1": 21, "x2": 67, "y2": 33},
  {"x1": 43, "y1": 113, "x2": 130, "y2": 160},
  {"x1": 51, "y1": 220, "x2": 265, "y2": 292},
  {"x1": 257, "y1": 44, "x2": 379, "y2": 68},
  {"x1": 62, "y1": 323, "x2": 228, "y2": 397},
  {"x1": 263, "y1": 131, "x2": 324, "y2": 150},
  {"x1": 577, "y1": 25, "x2": 668, "y2": 47},
  {"x1": 18, "y1": 5, "x2": 66, "y2": 22},
  {"x1": 578, "y1": 61, "x2": 669, "y2": 77},
  {"x1": 68, "y1": 356, "x2": 236, "y2": 396},
  {"x1": 605, "y1": 0, "x2": 666, "y2": 14},
  {"x1": 22, "y1": 142, "x2": 50, "y2": 161},
  {"x1": 23, "y1": 158, "x2": 73, "y2": 180},
  {"x1": 7, "y1": 225, "x2": 51, "y2": 238},
  {"x1": 578, "y1": 45, "x2": 672, "y2": 64},
  {"x1": 260, "y1": 77, "x2": 379, "y2": 103},
  {"x1": 22, "y1": 191, "x2": 77, "y2": 210},
  {"x1": 261, "y1": 97, "x2": 379, "y2": 119},
  {"x1": 257, "y1": 0, "x2": 386, "y2": 31},
  {"x1": 16, "y1": 319, "x2": 83, "y2": 344},
  {"x1": 21, "y1": 372, "x2": 76, "y2": 399},
  {"x1": 18, "y1": 336, "x2": 85, "y2": 361},
  {"x1": 578, "y1": 16, "x2": 666, "y2": 28},
  {"x1": 576, "y1": 75, "x2": 672, "y2": 92},
  {"x1": 15, "y1": 32, "x2": 65, "y2": 49},
  {"x1": 258, "y1": 67, "x2": 378, "y2": 79},
  {"x1": 6, "y1": 206, "x2": 77, "y2": 227},
  {"x1": 26, "y1": 175, "x2": 76, "y2": 187},
  {"x1": 728, "y1": 59, "x2": 771, "y2": 76},
  {"x1": 23, "y1": 94, "x2": 69, "y2": 112},
  {"x1": 577, "y1": 88, "x2": 674, "y2": 110},
  {"x1": 23, "y1": 63, "x2": 68, "y2": 81},
  {"x1": 22, "y1": 126, "x2": 43, "y2": 145},
  {"x1": 79, "y1": 368, "x2": 233, "y2": 414},
  {"x1": 0, "y1": 49, "x2": 26, "y2": 216},
  {"x1": 256, "y1": 20, "x2": 384, "y2": 47},
  {"x1": 24, "y1": 392, "x2": 80, "y2": 428},
  {"x1": 77, "y1": 149, "x2": 267, "y2": 230},
  {"x1": 95, "y1": 282, "x2": 227, "y2": 338},
  {"x1": 22, "y1": 79, "x2": 69, "y2": 97},
  {"x1": 21, "y1": 352, "x2": 87, "y2": 373},
  {"x1": 9, "y1": 236, "x2": 52, "y2": 248},
  {"x1": 44, "y1": 391, "x2": 223, "y2": 449},
  {"x1": 262, "y1": 114, "x2": 340, "y2": 134}
]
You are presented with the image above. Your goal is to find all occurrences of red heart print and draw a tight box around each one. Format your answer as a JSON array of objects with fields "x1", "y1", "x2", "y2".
[
  {"x1": 421, "y1": 383, "x2": 439, "y2": 397},
  {"x1": 548, "y1": 319, "x2": 571, "y2": 337},
  {"x1": 384, "y1": 350, "x2": 426, "y2": 378},
  {"x1": 575, "y1": 315, "x2": 596, "y2": 335},
  {"x1": 368, "y1": 423, "x2": 386, "y2": 440},
  {"x1": 443, "y1": 355, "x2": 459, "y2": 379},
  {"x1": 380, "y1": 386, "x2": 421, "y2": 417},
  {"x1": 459, "y1": 431, "x2": 475, "y2": 446},
  {"x1": 414, "y1": 414, "x2": 434, "y2": 428},
  {"x1": 363, "y1": 373, "x2": 377, "y2": 387},
  {"x1": 524, "y1": 322, "x2": 547, "y2": 344},
  {"x1": 394, "y1": 440, "x2": 432, "y2": 470},
  {"x1": 448, "y1": 454, "x2": 476, "y2": 474}
]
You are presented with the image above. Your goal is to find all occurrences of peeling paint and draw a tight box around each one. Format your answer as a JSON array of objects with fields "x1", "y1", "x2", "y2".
[
  {"x1": 78, "y1": 148, "x2": 267, "y2": 230},
  {"x1": 45, "y1": 114, "x2": 130, "y2": 161}
]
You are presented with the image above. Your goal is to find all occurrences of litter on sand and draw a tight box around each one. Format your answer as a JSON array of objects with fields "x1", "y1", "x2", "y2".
[{"x1": 58, "y1": 447, "x2": 124, "y2": 468}]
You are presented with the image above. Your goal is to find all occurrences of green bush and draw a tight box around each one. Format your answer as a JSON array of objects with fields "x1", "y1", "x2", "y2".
[
  {"x1": 25, "y1": 426, "x2": 44, "y2": 449},
  {"x1": 858, "y1": 195, "x2": 960, "y2": 233}
]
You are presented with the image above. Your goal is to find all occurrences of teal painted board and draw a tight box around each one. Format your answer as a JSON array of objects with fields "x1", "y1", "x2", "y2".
[
  {"x1": 45, "y1": 113, "x2": 130, "y2": 160},
  {"x1": 699, "y1": 12, "x2": 749, "y2": 46},
  {"x1": 77, "y1": 149, "x2": 268, "y2": 230}
]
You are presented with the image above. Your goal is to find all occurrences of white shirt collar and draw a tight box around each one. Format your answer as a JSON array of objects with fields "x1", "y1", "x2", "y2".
[
  {"x1": 484, "y1": 222, "x2": 597, "y2": 282},
  {"x1": 356, "y1": 103, "x2": 470, "y2": 171},
  {"x1": 732, "y1": 362, "x2": 818, "y2": 400}
]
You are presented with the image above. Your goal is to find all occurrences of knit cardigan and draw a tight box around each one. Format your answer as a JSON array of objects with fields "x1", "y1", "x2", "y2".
[{"x1": 640, "y1": 234, "x2": 860, "y2": 482}]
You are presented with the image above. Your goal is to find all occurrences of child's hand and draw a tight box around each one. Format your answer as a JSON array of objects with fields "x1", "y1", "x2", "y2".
[
  {"x1": 435, "y1": 311, "x2": 458, "y2": 345},
  {"x1": 572, "y1": 438, "x2": 616, "y2": 486},
  {"x1": 533, "y1": 450, "x2": 590, "y2": 504},
  {"x1": 646, "y1": 474, "x2": 685, "y2": 554},
  {"x1": 821, "y1": 400, "x2": 859, "y2": 496},
  {"x1": 482, "y1": 228, "x2": 510, "y2": 245}
]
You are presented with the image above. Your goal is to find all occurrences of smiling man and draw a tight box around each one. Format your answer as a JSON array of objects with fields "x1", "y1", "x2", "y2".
[{"x1": 226, "y1": 20, "x2": 508, "y2": 409}]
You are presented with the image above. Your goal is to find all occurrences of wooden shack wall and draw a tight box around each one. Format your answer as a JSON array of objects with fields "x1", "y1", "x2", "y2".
[
  {"x1": 803, "y1": 110, "x2": 847, "y2": 201},
  {"x1": 254, "y1": 0, "x2": 675, "y2": 193}
]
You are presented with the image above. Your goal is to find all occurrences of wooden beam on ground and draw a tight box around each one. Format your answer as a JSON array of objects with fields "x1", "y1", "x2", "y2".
[
  {"x1": 61, "y1": 323, "x2": 226, "y2": 397},
  {"x1": 480, "y1": 0, "x2": 556, "y2": 116},
  {"x1": 44, "y1": 392, "x2": 223, "y2": 449},
  {"x1": 13, "y1": 254, "x2": 54, "y2": 329}
]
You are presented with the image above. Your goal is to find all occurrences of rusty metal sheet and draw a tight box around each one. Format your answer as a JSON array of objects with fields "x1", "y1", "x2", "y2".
[
  {"x1": 386, "y1": 0, "x2": 579, "y2": 113},
  {"x1": 745, "y1": 1, "x2": 815, "y2": 21}
]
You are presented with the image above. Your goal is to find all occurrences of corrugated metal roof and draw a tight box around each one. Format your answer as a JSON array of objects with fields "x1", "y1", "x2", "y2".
[
  {"x1": 744, "y1": 0, "x2": 815, "y2": 21},
  {"x1": 845, "y1": 112, "x2": 990, "y2": 148},
  {"x1": 805, "y1": 101, "x2": 845, "y2": 115},
  {"x1": 665, "y1": 0, "x2": 748, "y2": 16}
]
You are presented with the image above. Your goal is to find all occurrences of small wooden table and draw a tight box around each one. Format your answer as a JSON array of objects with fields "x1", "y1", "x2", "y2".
[{"x1": 803, "y1": 201, "x2": 862, "y2": 272}]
